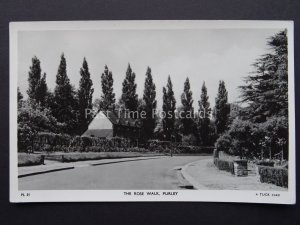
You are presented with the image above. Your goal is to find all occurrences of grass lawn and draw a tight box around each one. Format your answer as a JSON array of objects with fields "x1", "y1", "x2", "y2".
[{"x1": 43, "y1": 152, "x2": 166, "y2": 162}]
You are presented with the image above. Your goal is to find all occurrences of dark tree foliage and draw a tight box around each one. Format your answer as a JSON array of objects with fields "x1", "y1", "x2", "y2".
[
  {"x1": 198, "y1": 82, "x2": 211, "y2": 145},
  {"x1": 239, "y1": 30, "x2": 288, "y2": 122},
  {"x1": 216, "y1": 116, "x2": 288, "y2": 159},
  {"x1": 18, "y1": 87, "x2": 23, "y2": 106},
  {"x1": 199, "y1": 82, "x2": 211, "y2": 118},
  {"x1": 120, "y1": 64, "x2": 138, "y2": 113},
  {"x1": 257, "y1": 116, "x2": 288, "y2": 159},
  {"x1": 214, "y1": 80, "x2": 230, "y2": 134},
  {"x1": 27, "y1": 56, "x2": 48, "y2": 105},
  {"x1": 18, "y1": 100, "x2": 60, "y2": 152},
  {"x1": 180, "y1": 77, "x2": 195, "y2": 135},
  {"x1": 216, "y1": 30, "x2": 289, "y2": 159},
  {"x1": 100, "y1": 65, "x2": 115, "y2": 110},
  {"x1": 44, "y1": 90, "x2": 55, "y2": 110},
  {"x1": 35, "y1": 73, "x2": 48, "y2": 107},
  {"x1": 162, "y1": 76, "x2": 176, "y2": 140},
  {"x1": 77, "y1": 58, "x2": 94, "y2": 133},
  {"x1": 27, "y1": 56, "x2": 42, "y2": 101},
  {"x1": 53, "y1": 54, "x2": 77, "y2": 134},
  {"x1": 141, "y1": 67, "x2": 157, "y2": 139}
]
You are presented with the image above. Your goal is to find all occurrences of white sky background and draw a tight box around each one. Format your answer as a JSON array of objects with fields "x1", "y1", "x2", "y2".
[{"x1": 17, "y1": 28, "x2": 281, "y2": 109}]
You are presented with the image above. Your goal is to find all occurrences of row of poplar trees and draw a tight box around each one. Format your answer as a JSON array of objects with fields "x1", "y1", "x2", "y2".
[
  {"x1": 95, "y1": 63, "x2": 230, "y2": 145},
  {"x1": 19, "y1": 54, "x2": 230, "y2": 145}
]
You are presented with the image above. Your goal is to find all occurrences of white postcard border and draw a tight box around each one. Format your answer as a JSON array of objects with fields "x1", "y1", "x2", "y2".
[{"x1": 9, "y1": 20, "x2": 296, "y2": 204}]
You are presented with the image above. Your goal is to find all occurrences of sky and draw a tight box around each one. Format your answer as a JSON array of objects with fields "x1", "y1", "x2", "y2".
[{"x1": 17, "y1": 28, "x2": 281, "y2": 109}]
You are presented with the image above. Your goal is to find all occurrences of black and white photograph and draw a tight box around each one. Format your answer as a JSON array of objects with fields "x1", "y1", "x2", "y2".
[{"x1": 9, "y1": 20, "x2": 295, "y2": 203}]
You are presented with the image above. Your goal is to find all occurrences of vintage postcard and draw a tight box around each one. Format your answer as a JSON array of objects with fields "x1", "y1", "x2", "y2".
[{"x1": 10, "y1": 20, "x2": 295, "y2": 203}]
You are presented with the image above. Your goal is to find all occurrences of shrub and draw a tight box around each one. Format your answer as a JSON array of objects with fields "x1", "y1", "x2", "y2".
[
  {"x1": 35, "y1": 132, "x2": 71, "y2": 147},
  {"x1": 175, "y1": 145, "x2": 214, "y2": 154},
  {"x1": 18, "y1": 154, "x2": 44, "y2": 167},
  {"x1": 147, "y1": 140, "x2": 214, "y2": 154},
  {"x1": 256, "y1": 160, "x2": 275, "y2": 167},
  {"x1": 214, "y1": 158, "x2": 234, "y2": 174},
  {"x1": 85, "y1": 146, "x2": 102, "y2": 152},
  {"x1": 28, "y1": 132, "x2": 214, "y2": 154},
  {"x1": 148, "y1": 140, "x2": 171, "y2": 149},
  {"x1": 30, "y1": 132, "x2": 135, "y2": 152},
  {"x1": 182, "y1": 134, "x2": 198, "y2": 146},
  {"x1": 18, "y1": 123, "x2": 37, "y2": 152},
  {"x1": 215, "y1": 116, "x2": 289, "y2": 160},
  {"x1": 258, "y1": 166, "x2": 288, "y2": 188},
  {"x1": 17, "y1": 101, "x2": 60, "y2": 152},
  {"x1": 215, "y1": 132, "x2": 232, "y2": 154},
  {"x1": 227, "y1": 119, "x2": 256, "y2": 158}
]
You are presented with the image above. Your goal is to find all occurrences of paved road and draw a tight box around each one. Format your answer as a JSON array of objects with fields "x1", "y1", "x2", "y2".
[{"x1": 19, "y1": 156, "x2": 209, "y2": 190}]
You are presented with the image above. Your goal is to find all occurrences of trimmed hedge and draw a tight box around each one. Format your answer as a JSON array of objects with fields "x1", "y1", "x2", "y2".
[
  {"x1": 18, "y1": 154, "x2": 44, "y2": 167},
  {"x1": 258, "y1": 166, "x2": 288, "y2": 188},
  {"x1": 214, "y1": 158, "x2": 234, "y2": 174}
]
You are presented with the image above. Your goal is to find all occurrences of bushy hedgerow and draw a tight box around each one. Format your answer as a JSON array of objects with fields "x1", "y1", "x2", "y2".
[
  {"x1": 25, "y1": 132, "x2": 214, "y2": 154},
  {"x1": 17, "y1": 101, "x2": 62, "y2": 152},
  {"x1": 175, "y1": 145, "x2": 214, "y2": 154},
  {"x1": 258, "y1": 166, "x2": 288, "y2": 188},
  {"x1": 181, "y1": 134, "x2": 198, "y2": 146},
  {"x1": 30, "y1": 132, "x2": 144, "y2": 153},
  {"x1": 213, "y1": 158, "x2": 234, "y2": 174},
  {"x1": 147, "y1": 140, "x2": 214, "y2": 154},
  {"x1": 147, "y1": 140, "x2": 172, "y2": 151},
  {"x1": 36, "y1": 132, "x2": 71, "y2": 146},
  {"x1": 256, "y1": 160, "x2": 275, "y2": 167},
  {"x1": 18, "y1": 154, "x2": 44, "y2": 167}
]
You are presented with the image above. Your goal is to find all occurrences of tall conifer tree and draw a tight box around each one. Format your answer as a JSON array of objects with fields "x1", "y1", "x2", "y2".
[
  {"x1": 35, "y1": 73, "x2": 48, "y2": 107},
  {"x1": 162, "y1": 76, "x2": 176, "y2": 140},
  {"x1": 214, "y1": 80, "x2": 230, "y2": 134},
  {"x1": 100, "y1": 65, "x2": 115, "y2": 110},
  {"x1": 53, "y1": 54, "x2": 76, "y2": 133},
  {"x1": 198, "y1": 82, "x2": 211, "y2": 145},
  {"x1": 180, "y1": 77, "x2": 194, "y2": 134},
  {"x1": 78, "y1": 58, "x2": 94, "y2": 132},
  {"x1": 120, "y1": 64, "x2": 138, "y2": 112},
  {"x1": 18, "y1": 87, "x2": 23, "y2": 107},
  {"x1": 239, "y1": 30, "x2": 288, "y2": 122},
  {"x1": 27, "y1": 56, "x2": 48, "y2": 105},
  {"x1": 142, "y1": 67, "x2": 157, "y2": 138},
  {"x1": 27, "y1": 56, "x2": 41, "y2": 102}
]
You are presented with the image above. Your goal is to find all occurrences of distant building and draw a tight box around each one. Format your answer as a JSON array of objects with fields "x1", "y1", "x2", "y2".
[{"x1": 83, "y1": 110, "x2": 142, "y2": 139}]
